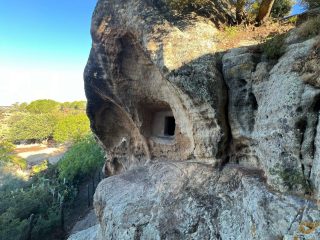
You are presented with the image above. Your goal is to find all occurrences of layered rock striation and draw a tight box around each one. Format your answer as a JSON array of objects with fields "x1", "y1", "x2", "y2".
[{"x1": 70, "y1": 0, "x2": 320, "y2": 239}]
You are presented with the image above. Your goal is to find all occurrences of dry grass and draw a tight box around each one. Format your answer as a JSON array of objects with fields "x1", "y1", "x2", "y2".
[
  {"x1": 216, "y1": 21, "x2": 295, "y2": 51},
  {"x1": 297, "y1": 15, "x2": 320, "y2": 40}
]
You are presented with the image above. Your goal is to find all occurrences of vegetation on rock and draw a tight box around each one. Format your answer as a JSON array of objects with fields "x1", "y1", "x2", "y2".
[
  {"x1": 261, "y1": 32, "x2": 287, "y2": 59},
  {"x1": 297, "y1": 15, "x2": 320, "y2": 39}
]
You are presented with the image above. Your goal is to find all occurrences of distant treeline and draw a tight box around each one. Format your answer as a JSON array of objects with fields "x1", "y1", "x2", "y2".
[{"x1": 0, "y1": 99, "x2": 90, "y2": 144}]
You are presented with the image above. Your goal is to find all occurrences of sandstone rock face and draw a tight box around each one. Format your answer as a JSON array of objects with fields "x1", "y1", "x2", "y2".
[
  {"x1": 222, "y1": 38, "x2": 320, "y2": 197},
  {"x1": 77, "y1": 0, "x2": 320, "y2": 239},
  {"x1": 92, "y1": 163, "x2": 320, "y2": 240},
  {"x1": 85, "y1": 0, "x2": 230, "y2": 175}
]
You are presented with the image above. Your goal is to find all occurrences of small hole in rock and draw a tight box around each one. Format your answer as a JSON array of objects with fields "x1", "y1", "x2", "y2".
[{"x1": 164, "y1": 116, "x2": 175, "y2": 136}]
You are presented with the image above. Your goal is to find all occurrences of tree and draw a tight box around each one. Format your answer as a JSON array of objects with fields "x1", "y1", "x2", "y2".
[
  {"x1": 60, "y1": 101, "x2": 86, "y2": 112},
  {"x1": 271, "y1": 0, "x2": 293, "y2": 18},
  {"x1": 8, "y1": 113, "x2": 57, "y2": 142},
  {"x1": 236, "y1": 0, "x2": 248, "y2": 23},
  {"x1": 26, "y1": 99, "x2": 60, "y2": 114},
  {"x1": 256, "y1": 0, "x2": 276, "y2": 24},
  {"x1": 53, "y1": 113, "x2": 90, "y2": 143}
]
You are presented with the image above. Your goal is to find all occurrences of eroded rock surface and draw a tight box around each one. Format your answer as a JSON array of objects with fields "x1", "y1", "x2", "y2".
[
  {"x1": 92, "y1": 163, "x2": 320, "y2": 240},
  {"x1": 85, "y1": 0, "x2": 230, "y2": 175},
  {"x1": 74, "y1": 0, "x2": 320, "y2": 239},
  {"x1": 223, "y1": 38, "x2": 320, "y2": 197}
]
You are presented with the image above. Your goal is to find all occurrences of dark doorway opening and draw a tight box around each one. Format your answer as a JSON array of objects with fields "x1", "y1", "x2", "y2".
[{"x1": 164, "y1": 116, "x2": 175, "y2": 136}]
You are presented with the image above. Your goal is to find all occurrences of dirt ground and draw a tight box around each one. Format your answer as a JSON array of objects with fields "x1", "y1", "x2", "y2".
[
  {"x1": 14, "y1": 144, "x2": 67, "y2": 166},
  {"x1": 216, "y1": 21, "x2": 295, "y2": 51}
]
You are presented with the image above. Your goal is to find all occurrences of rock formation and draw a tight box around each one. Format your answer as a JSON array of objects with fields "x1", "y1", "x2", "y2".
[{"x1": 69, "y1": 0, "x2": 320, "y2": 239}]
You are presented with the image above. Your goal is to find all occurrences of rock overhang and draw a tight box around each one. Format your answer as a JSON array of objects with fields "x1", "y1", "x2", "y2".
[{"x1": 85, "y1": 0, "x2": 230, "y2": 175}]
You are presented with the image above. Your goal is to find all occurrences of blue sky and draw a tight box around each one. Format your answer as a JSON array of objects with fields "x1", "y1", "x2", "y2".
[
  {"x1": 0, "y1": 0, "x2": 97, "y2": 105},
  {"x1": 291, "y1": 1, "x2": 306, "y2": 15},
  {"x1": 0, "y1": 1, "x2": 305, "y2": 106}
]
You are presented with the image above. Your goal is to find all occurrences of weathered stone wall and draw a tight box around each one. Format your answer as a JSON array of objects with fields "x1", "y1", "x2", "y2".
[
  {"x1": 222, "y1": 37, "x2": 320, "y2": 196},
  {"x1": 68, "y1": 0, "x2": 320, "y2": 239},
  {"x1": 85, "y1": 0, "x2": 230, "y2": 176}
]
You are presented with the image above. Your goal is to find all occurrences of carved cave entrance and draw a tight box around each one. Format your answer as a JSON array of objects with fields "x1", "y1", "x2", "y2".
[
  {"x1": 140, "y1": 102, "x2": 176, "y2": 140},
  {"x1": 152, "y1": 111, "x2": 176, "y2": 138}
]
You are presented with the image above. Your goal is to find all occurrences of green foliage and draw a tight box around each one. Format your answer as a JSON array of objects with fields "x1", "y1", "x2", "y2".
[
  {"x1": 246, "y1": 0, "x2": 293, "y2": 21},
  {"x1": 287, "y1": 15, "x2": 298, "y2": 24},
  {"x1": 31, "y1": 160, "x2": 49, "y2": 175},
  {"x1": 26, "y1": 99, "x2": 60, "y2": 114},
  {"x1": 53, "y1": 113, "x2": 90, "y2": 143},
  {"x1": 0, "y1": 140, "x2": 27, "y2": 169},
  {"x1": 300, "y1": 0, "x2": 320, "y2": 9},
  {"x1": 297, "y1": 15, "x2": 320, "y2": 40},
  {"x1": 0, "y1": 164, "x2": 77, "y2": 240},
  {"x1": 60, "y1": 101, "x2": 86, "y2": 111},
  {"x1": 271, "y1": 0, "x2": 293, "y2": 18},
  {"x1": 8, "y1": 113, "x2": 57, "y2": 142},
  {"x1": 9, "y1": 102, "x2": 28, "y2": 113},
  {"x1": 3, "y1": 100, "x2": 88, "y2": 143},
  {"x1": 224, "y1": 25, "x2": 241, "y2": 37},
  {"x1": 58, "y1": 135, "x2": 104, "y2": 184},
  {"x1": 262, "y1": 33, "x2": 287, "y2": 59},
  {"x1": 0, "y1": 217, "x2": 28, "y2": 240},
  {"x1": 0, "y1": 140, "x2": 15, "y2": 161},
  {"x1": 11, "y1": 155, "x2": 28, "y2": 170}
]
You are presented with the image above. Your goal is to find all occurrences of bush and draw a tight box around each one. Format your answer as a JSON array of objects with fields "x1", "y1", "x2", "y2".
[
  {"x1": 0, "y1": 140, "x2": 27, "y2": 169},
  {"x1": 58, "y1": 135, "x2": 104, "y2": 184},
  {"x1": 31, "y1": 160, "x2": 49, "y2": 175},
  {"x1": 297, "y1": 15, "x2": 320, "y2": 40},
  {"x1": 0, "y1": 164, "x2": 77, "y2": 240},
  {"x1": 262, "y1": 33, "x2": 287, "y2": 59}
]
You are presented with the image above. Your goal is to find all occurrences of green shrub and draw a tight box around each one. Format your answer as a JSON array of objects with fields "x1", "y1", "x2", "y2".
[
  {"x1": 31, "y1": 208, "x2": 60, "y2": 240},
  {"x1": 297, "y1": 15, "x2": 320, "y2": 40},
  {"x1": 262, "y1": 33, "x2": 287, "y2": 59},
  {"x1": 58, "y1": 135, "x2": 104, "y2": 184},
  {"x1": 0, "y1": 140, "x2": 27, "y2": 169},
  {"x1": 0, "y1": 164, "x2": 77, "y2": 240},
  {"x1": 0, "y1": 217, "x2": 27, "y2": 240},
  {"x1": 31, "y1": 160, "x2": 49, "y2": 175},
  {"x1": 287, "y1": 15, "x2": 298, "y2": 24}
]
